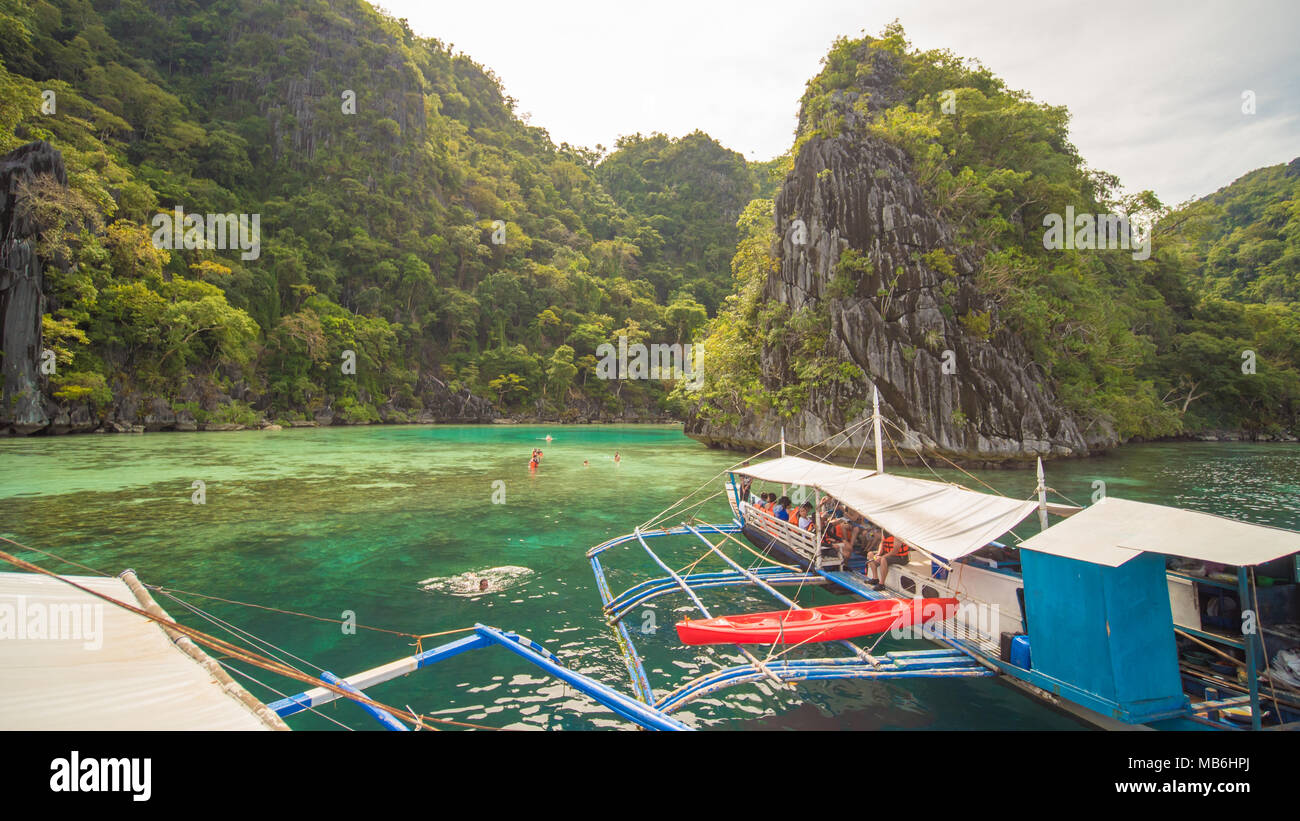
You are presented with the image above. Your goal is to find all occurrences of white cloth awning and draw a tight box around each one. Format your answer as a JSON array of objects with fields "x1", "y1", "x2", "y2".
[
  {"x1": 733, "y1": 455, "x2": 875, "y2": 487},
  {"x1": 0, "y1": 572, "x2": 281, "y2": 730},
  {"x1": 821, "y1": 473, "x2": 1041, "y2": 562},
  {"x1": 735, "y1": 455, "x2": 1041, "y2": 562},
  {"x1": 1019, "y1": 496, "x2": 1300, "y2": 568}
]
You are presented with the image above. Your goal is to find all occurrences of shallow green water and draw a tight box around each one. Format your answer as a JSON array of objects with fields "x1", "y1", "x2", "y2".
[{"x1": 1, "y1": 425, "x2": 1296, "y2": 730}]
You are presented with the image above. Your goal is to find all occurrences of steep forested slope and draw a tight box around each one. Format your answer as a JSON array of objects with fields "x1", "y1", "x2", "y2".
[{"x1": 0, "y1": 0, "x2": 729, "y2": 432}]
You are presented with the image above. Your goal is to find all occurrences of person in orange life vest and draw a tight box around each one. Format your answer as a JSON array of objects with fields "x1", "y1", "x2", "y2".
[
  {"x1": 797, "y1": 502, "x2": 815, "y2": 530},
  {"x1": 867, "y1": 530, "x2": 910, "y2": 589},
  {"x1": 827, "y1": 516, "x2": 858, "y2": 563}
]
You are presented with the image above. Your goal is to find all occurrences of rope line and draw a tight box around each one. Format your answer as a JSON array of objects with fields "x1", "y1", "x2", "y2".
[
  {"x1": 147, "y1": 584, "x2": 476, "y2": 643},
  {"x1": 159, "y1": 589, "x2": 325, "y2": 675}
]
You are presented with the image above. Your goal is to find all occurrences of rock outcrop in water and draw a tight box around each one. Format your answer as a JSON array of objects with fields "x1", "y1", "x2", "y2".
[
  {"x1": 687, "y1": 51, "x2": 1113, "y2": 466},
  {"x1": 0, "y1": 141, "x2": 65, "y2": 435}
]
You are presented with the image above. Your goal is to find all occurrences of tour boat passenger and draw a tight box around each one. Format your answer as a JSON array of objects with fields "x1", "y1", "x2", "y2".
[
  {"x1": 774, "y1": 496, "x2": 792, "y2": 522},
  {"x1": 866, "y1": 531, "x2": 910, "y2": 589},
  {"x1": 797, "y1": 503, "x2": 815, "y2": 530}
]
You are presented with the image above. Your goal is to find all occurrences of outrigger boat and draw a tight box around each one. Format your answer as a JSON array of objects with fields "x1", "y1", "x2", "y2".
[{"x1": 587, "y1": 388, "x2": 1300, "y2": 730}]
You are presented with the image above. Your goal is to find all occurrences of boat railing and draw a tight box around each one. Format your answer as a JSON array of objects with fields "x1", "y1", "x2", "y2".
[
  {"x1": 740, "y1": 500, "x2": 825, "y2": 565},
  {"x1": 724, "y1": 480, "x2": 742, "y2": 519}
]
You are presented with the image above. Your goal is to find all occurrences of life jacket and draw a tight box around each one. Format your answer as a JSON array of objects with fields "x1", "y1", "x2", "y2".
[
  {"x1": 883, "y1": 535, "x2": 909, "y2": 558},
  {"x1": 835, "y1": 522, "x2": 850, "y2": 541}
]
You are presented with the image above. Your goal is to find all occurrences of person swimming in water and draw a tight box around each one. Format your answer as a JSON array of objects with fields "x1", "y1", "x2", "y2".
[
  {"x1": 530, "y1": 448, "x2": 540, "y2": 471},
  {"x1": 614, "y1": 451, "x2": 621, "y2": 465}
]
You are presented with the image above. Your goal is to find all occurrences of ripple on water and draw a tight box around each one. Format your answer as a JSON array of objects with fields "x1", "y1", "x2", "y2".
[{"x1": 418, "y1": 565, "x2": 534, "y2": 597}]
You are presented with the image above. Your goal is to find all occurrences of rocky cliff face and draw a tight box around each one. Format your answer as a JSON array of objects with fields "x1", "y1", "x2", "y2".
[
  {"x1": 687, "y1": 56, "x2": 1114, "y2": 465},
  {"x1": 0, "y1": 141, "x2": 64, "y2": 435}
]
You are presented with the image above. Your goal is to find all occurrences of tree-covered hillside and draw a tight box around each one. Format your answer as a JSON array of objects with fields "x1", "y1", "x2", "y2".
[
  {"x1": 596, "y1": 131, "x2": 758, "y2": 315},
  {"x1": 1189, "y1": 158, "x2": 1300, "y2": 304},
  {"x1": 0, "y1": 0, "x2": 744, "y2": 430}
]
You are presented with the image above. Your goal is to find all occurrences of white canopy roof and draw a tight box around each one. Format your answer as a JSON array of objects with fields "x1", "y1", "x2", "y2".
[
  {"x1": 1019, "y1": 496, "x2": 1300, "y2": 568},
  {"x1": 0, "y1": 572, "x2": 282, "y2": 730},
  {"x1": 822, "y1": 473, "x2": 1040, "y2": 562},
  {"x1": 735, "y1": 455, "x2": 1041, "y2": 562},
  {"x1": 733, "y1": 455, "x2": 876, "y2": 486}
]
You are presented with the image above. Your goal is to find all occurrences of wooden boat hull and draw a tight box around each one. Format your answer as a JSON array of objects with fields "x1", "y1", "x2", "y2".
[{"x1": 675, "y1": 597, "x2": 958, "y2": 645}]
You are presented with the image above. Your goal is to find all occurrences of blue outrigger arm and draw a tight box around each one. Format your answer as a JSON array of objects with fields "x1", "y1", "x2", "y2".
[
  {"x1": 266, "y1": 625, "x2": 690, "y2": 731},
  {"x1": 657, "y1": 650, "x2": 989, "y2": 713},
  {"x1": 585, "y1": 522, "x2": 744, "y2": 706}
]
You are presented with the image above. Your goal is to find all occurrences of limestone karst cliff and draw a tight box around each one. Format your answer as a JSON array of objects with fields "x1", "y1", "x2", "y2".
[
  {"x1": 0, "y1": 141, "x2": 64, "y2": 434},
  {"x1": 686, "y1": 41, "x2": 1118, "y2": 465}
]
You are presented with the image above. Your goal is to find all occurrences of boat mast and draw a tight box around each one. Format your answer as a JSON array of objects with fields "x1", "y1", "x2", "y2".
[
  {"x1": 872, "y1": 386, "x2": 884, "y2": 474},
  {"x1": 780, "y1": 427, "x2": 787, "y2": 501},
  {"x1": 1036, "y1": 456, "x2": 1048, "y2": 531}
]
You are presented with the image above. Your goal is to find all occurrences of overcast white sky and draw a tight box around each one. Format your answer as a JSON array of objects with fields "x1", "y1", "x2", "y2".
[{"x1": 376, "y1": 0, "x2": 1298, "y2": 205}]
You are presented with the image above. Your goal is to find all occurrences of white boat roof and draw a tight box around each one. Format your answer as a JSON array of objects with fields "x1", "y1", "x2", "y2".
[
  {"x1": 733, "y1": 455, "x2": 876, "y2": 486},
  {"x1": 0, "y1": 572, "x2": 282, "y2": 730},
  {"x1": 822, "y1": 473, "x2": 1040, "y2": 562},
  {"x1": 736, "y1": 455, "x2": 1041, "y2": 562},
  {"x1": 1019, "y1": 496, "x2": 1300, "y2": 568}
]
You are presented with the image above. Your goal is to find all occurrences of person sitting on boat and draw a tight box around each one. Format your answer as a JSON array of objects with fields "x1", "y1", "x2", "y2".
[
  {"x1": 817, "y1": 495, "x2": 838, "y2": 521},
  {"x1": 774, "y1": 496, "x2": 792, "y2": 522},
  {"x1": 866, "y1": 531, "x2": 910, "y2": 589},
  {"x1": 797, "y1": 502, "x2": 815, "y2": 530},
  {"x1": 825, "y1": 516, "x2": 855, "y2": 562},
  {"x1": 853, "y1": 518, "x2": 879, "y2": 555},
  {"x1": 762, "y1": 492, "x2": 777, "y2": 513}
]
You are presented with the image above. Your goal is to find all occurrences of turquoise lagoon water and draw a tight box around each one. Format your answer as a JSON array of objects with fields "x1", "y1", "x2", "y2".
[{"x1": 1, "y1": 424, "x2": 1296, "y2": 730}]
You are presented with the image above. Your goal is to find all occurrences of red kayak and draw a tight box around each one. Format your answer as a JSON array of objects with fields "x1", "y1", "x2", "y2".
[{"x1": 675, "y1": 597, "x2": 958, "y2": 645}]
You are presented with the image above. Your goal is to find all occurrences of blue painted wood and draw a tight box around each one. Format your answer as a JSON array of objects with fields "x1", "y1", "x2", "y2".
[
  {"x1": 319, "y1": 671, "x2": 408, "y2": 730},
  {"x1": 1020, "y1": 549, "x2": 1186, "y2": 722},
  {"x1": 590, "y1": 553, "x2": 655, "y2": 704},
  {"x1": 474, "y1": 624, "x2": 689, "y2": 731}
]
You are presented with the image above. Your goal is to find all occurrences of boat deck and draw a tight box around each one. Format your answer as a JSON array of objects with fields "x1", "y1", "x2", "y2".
[{"x1": 0, "y1": 572, "x2": 284, "y2": 730}]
